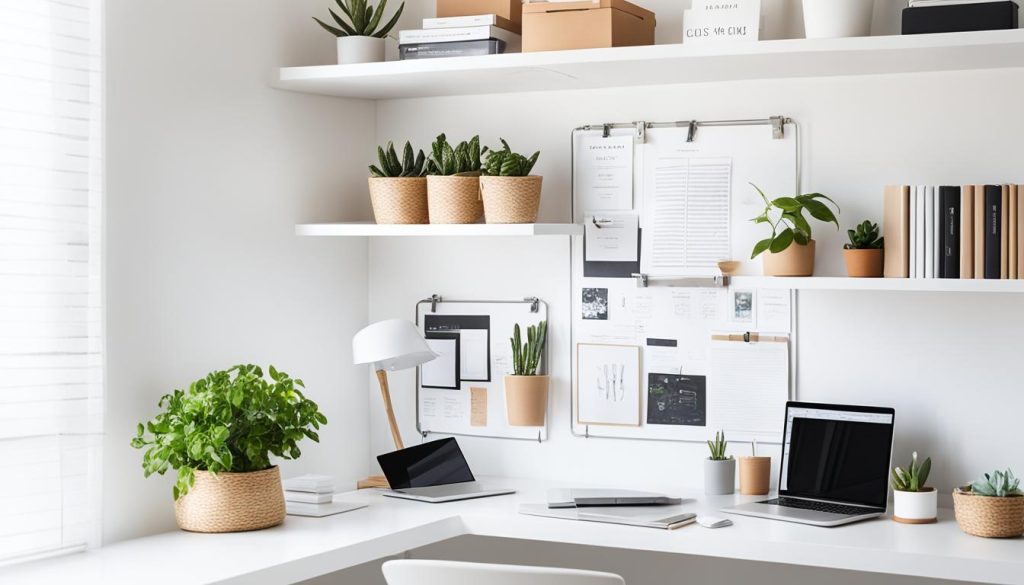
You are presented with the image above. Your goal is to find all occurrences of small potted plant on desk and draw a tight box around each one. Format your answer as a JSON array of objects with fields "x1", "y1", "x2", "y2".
[
  {"x1": 750, "y1": 184, "x2": 840, "y2": 277},
  {"x1": 844, "y1": 220, "x2": 885, "y2": 278},
  {"x1": 705, "y1": 430, "x2": 735, "y2": 495},
  {"x1": 368, "y1": 141, "x2": 429, "y2": 224},
  {"x1": 131, "y1": 365, "x2": 327, "y2": 533},
  {"x1": 314, "y1": 0, "x2": 405, "y2": 65},
  {"x1": 953, "y1": 469, "x2": 1024, "y2": 538},
  {"x1": 480, "y1": 139, "x2": 542, "y2": 224},
  {"x1": 505, "y1": 321, "x2": 549, "y2": 427},
  {"x1": 891, "y1": 452, "x2": 937, "y2": 524},
  {"x1": 426, "y1": 134, "x2": 484, "y2": 224}
]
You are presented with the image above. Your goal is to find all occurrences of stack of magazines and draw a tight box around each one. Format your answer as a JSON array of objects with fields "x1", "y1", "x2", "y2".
[
  {"x1": 398, "y1": 14, "x2": 521, "y2": 60},
  {"x1": 283, "y1": 474, "x2": 366, "y2": 518}
]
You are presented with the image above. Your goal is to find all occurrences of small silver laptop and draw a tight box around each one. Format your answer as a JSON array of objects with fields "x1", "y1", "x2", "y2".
[
  {"x1": 377, "y1": 437, "x2": 514, "y2": 504},
  {"x1": 723, "y1": 402, "x2": 895, "y2": 527}
]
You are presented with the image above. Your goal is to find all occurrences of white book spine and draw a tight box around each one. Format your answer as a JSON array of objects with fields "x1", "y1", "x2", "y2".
[
  {"x1": 933, "y1": 185, "x2": 942, "y2": 277},
  {"x1": 910, "y1": 188, "x2": 918, "y2": 278},
  {"x1": 917, "y1": 186, "x2": 927, "y2": 278},
  {"x1": 399, "y1": 26, "x2": 518, "y2": 45},
  {"x1": 924, "y1": 186, "x2": 934, "y2": 279},
  {"x1": 423, "y1": 15, "x2": 499, "y2": 29}
]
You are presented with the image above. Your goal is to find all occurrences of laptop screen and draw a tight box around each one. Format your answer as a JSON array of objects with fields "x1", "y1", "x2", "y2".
[
  {"x1": 377, "y1": 437, "x2": 475, "y2": 489},
  {"x1": 779, "y1": 402, "x2": 895, "y2": 509}
]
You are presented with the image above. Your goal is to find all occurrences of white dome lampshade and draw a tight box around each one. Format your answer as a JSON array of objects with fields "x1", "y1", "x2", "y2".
[{"x1": 352, "y1": 319, "x2": 437, "y2": 372}]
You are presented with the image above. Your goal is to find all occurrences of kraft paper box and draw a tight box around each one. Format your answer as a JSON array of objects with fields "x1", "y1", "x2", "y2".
[
  {"x1": 522, "y1": 0, "x2": 656, "y2": 53},
  {"x1": 437, "y1": 0, "x2": 523, "y2": 24}
]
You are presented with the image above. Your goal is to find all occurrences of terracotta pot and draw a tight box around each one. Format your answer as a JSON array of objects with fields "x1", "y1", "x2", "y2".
[
  {"x1": 504, "y1": 375, "x2": 549, "y2": 427},
  {"x1": 763, "y1": 240, "x2": 816, "y2": 276},
  {"x1": 893, "y1": 488, "x2": 938, "y2": 524},
  {"x1": 174, "y1": 466, "x2": 285, "y2": 533},
  {"x1": 844, "y1": 248, "x2": 884, "y2": 278},
  {"x1": 704, "y1": 458, "x2": 736, "y2": 495},
  {"x1": 368, "y1": 177, "x2": 428, "y2": 224},
  {"x1": 739, "y1": 456, "x2": 772, "y2": 496}
]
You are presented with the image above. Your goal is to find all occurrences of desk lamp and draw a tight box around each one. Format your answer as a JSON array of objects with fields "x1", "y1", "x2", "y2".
[{"x1": 352, "y1": 319, "x2": 437, "y2": 488}]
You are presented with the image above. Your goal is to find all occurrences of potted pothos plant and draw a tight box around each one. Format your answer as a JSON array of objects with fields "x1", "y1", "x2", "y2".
[
  {"x1": 131, "y1": 365, "x2": 327, "y2": 533},
  {"x1": 314, "y1": 0, "x2": 404, "y2": 65},
  {"x1": 480, "y1": 139, "x2": 542, "y2": 224},
  {"x1": 891, "y1": 452, "x2": 936, "y2": 524},
  {"x1": 705, "y1": 431, "x2": 735, "y2": 495},
  {"x1": 369, "y1": 141, "x2": 429, "y2": 224},
  {"x1": 425, "y1": 133, "x2": 484, "y2": 224},
  {"x1": 750, "y1": 184, "x2": 840, "y2": 277},
  {"x1": 505, "y1": 321, "x2": 548, "y2": 427},
  {"x1": 844, "y1": 220, "x2": 884, "y2": 278}
]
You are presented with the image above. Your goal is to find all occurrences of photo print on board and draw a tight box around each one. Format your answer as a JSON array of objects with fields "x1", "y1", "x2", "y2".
[
  {"x1": 731, "y1": 290, "x2": 755, "y2": 325},
  {"x1": 421, "y1": 332, "x2": 461, "y2": 390},
  {"x1": 582, "y1": 287, "x2": 609, "y2": 321},
  {"x1": 646, "y1": 373, "x2": 707, "y2": 426}
]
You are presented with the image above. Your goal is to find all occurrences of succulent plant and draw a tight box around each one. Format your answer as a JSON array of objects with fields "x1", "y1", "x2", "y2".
[
  {"x1": 482, "y1": 139, "x2": 540, "y2": 177},
  {"x1": 426, "y1": 134, "x2": 482, "y2": 176},
  {"x1": 707, "y1": 430, "x2": 730, "y2": 461},
  {"x1": 891, "y1": 452, "x2": 932, "y2": 492},
  {"x1": 314, "y1": 0, "x2": 404, "y2": 38},
  {"x1": 369, "y1": 141, "x2": 426, "y2": 178},
  {"x1": 845, "y1": 220, "x2": 884, "y2": 250},
  {"x1": 750, "y1": 183, "x2": 840, "y2": 259},
  {"x1": 969, "y1": 469, "x2": 1022, "y2": 497},
  {"x1": 510, "y1": 321, "x2": 546, "y2": 377}
]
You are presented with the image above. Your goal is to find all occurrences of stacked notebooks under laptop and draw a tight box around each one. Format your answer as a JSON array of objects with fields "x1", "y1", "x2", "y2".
[{"x1": 398, "y1": 14, "x2": 521, "y2": 60}]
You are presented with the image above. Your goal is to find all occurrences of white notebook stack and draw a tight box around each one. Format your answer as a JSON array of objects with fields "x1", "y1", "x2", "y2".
[{"x1": 283, "y1": 475, "x2": 365, "y2": 517}]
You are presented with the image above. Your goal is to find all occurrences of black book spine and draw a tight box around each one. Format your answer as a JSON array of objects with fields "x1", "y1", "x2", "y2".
[
  {"x1": 941, "y1": 186, "x2": 960, "y2": 279},
  {"x1": 984, "y1": 185, "x2": 1002, "y2": 279}
]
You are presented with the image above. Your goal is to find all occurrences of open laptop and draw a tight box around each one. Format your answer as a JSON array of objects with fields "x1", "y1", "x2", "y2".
[
  {"x1": 723, "y1": 401, "x2": 895, "y2": 527},
  {"x1": 377, "y1": 437, "x2": 515, "y2": 503}
]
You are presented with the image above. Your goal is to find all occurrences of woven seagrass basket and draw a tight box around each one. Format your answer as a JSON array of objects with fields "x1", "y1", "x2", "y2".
[
  {"x1": 480, "y1": 175, "x2": 543, "y2": 224},
  {"x1": 369, "y1": 177, "x2": 428, "y2": 224},
  {"x1": 174, "y1": 466, "x2": 286, "y2": 533},
  {"x1": 952, "y1": 488, "x2": 1024, "y2": 538},
  {"x1": 427, "y1": 175, "x2": 482, "y2": 224}
]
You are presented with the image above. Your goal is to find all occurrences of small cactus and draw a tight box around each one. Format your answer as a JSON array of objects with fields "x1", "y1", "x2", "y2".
[
  {"x1": 970, "y1": 469, "x2": 1022, "y2": 497},
  {"x1": 482, "y1": 139, "x2": 540, "y2": 177},
  {"x1": 369, "y1": 141, "x2": 426, "y2": 178},
  {"x1": 707, "y1": 430, "x2": 730, "y2": 461},
  {"x1": 510, "y1": 321, "x2": 546, "y2": 376},
  {"x1": 891, "y1": 452, "x2": 932, "y2": 492},
  {"x1": 845, "y1": 220, "x2": 884, "y2": 250}
]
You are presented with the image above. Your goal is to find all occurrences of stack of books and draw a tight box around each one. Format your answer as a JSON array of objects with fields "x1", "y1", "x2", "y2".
[
  {"x1": 398, "y1": 14, "x2": 522, "y2": 60},
  {"x1": 283, "y1": 474, "x2": 339, "y2": 517},
  {"x1": 883, "y1": 185, "x2": 1024, "y2": 279}
]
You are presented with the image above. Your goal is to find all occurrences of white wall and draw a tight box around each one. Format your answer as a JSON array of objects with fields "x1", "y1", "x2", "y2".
[{"x1": 104, "y1": 0, "x2": 374, "y2": 543}]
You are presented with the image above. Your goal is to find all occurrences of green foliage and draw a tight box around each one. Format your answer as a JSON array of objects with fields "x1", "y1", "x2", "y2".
[
  {"x1": 482, "y1": 139, "x2": 540, "y2": 177},
  {"x1": 891, "y1": 452, "x2": 932, "y2": 492},
  {"x1": 707, "y1": 430, "x2": 730, "y2": 461},
  {"x1": 314, "y1": 0, "x2": 404, "y2": 38},
  {"x1": 426, "y1": 134, "x2": 482, "y2": 176},
  {"x1": 510, "y1": 321, "x2": 547, "y2": 376},
  {"x1": 970, "y1": 469, "x2": 1023, "y2": 497},
  {"x1": 130, "y1": 365, "x2": 328, "y2": 500},
  {"x1": 370, "y1": 141, "x2": 427, "y2": 178},
  {"x1": 845, "y1": 220, "x2": 884, "y2": 250},
  {"x1": 749, "y1": 183, "x2": 841, "y2": 259}
]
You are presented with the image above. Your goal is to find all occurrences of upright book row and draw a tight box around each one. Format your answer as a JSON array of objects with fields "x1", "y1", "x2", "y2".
[{"x1": 884, "y1": 185, "x2": 1024, "y2": 279}]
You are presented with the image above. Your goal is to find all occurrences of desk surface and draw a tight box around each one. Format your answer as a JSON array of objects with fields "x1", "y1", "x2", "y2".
[{"x1": 1, "y1": 478, "x2": 1021, "y2": 585}]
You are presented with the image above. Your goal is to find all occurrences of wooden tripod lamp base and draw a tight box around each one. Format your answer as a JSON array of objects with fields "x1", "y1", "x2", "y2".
[{"x1": 357, "y1": 369, "x2": 404, "y2": 490}]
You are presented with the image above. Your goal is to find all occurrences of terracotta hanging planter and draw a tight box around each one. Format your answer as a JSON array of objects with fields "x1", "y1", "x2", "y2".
[
  {"x1": 763, "y1": 240, "x2": 816, "y2": 277},
  {"x1": 504, "y1": 375, "x2": 549, "y2": 427}
]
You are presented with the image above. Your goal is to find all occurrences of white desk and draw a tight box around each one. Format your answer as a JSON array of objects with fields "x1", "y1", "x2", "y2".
[{"x1": 1, "y1": 478, "x2": 1021, "y2": 585}]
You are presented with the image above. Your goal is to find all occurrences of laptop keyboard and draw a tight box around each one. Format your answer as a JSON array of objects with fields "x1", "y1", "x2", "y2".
[{"x1": 761, "y1": 497, "x2": 874, "y2": 516}]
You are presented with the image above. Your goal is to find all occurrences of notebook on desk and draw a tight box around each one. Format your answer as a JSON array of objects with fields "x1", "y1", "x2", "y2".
[{"x1": 520, "y1": 503, "x2": 696, "y2": 530}]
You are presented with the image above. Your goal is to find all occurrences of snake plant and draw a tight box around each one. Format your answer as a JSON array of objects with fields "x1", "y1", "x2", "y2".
[
  {"x1": 426, "y1": 134, "x2": 482, "y2": 176},
  {"x1": 369, "y1": 141, "x2": 426, "y2": 178},
  {"x1": 314, "y1": 0, "x2": 404, "y2": 38},
  {"x1": 482, "y1": 139, "x2": 540, "y2": 177},
  {"x1": 707, "y1": 430, "x2": 730, "y2": 461},
  {"x1": 510, "y1": 321, "x2": 546, "y2": 377}
]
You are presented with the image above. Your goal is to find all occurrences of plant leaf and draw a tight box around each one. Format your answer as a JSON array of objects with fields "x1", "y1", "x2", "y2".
[
  {"x1": 769, "y1": 228, "x2": 794, "y2": 253},
  {"x1": 751, "y1": 237, "x2": 773, "y2": 259}
]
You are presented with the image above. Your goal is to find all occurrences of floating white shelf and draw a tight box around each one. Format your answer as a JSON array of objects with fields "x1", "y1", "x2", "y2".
[
  {"x1": 295, "y1": 222, "x2": 583, "y2": 237},
  {"x1": 729, "y1": 276, "x2": 1024, "y2": 293},
  {"x1": 276, "y1": 30, "x2": 1024, "y2": 100}
]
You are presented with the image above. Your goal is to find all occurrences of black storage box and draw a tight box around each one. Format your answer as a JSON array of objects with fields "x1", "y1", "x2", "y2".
[{"x1": 902, "y1": 1, "x2": 1019, "y2": 35}]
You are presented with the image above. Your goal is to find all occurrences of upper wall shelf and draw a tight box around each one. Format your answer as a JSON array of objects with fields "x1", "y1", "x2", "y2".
[
  {"x1": 729, "y1": 276, "x2": 1024, "y2": 293},
  {"x1": 296, "y1": 222, "x2": 583, "y2": 237},
  {"x1": 275, "y1": 29, "x2": 1024, "y2": 100}
]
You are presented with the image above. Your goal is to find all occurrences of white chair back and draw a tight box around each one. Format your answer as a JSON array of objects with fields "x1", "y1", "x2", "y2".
[{"x1": 382, "y1": 560, "x2": 625, "y2": 585}]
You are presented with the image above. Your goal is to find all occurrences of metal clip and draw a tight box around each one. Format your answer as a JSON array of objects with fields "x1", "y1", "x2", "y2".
[
  {"x1": 631, "y1": 273, "x2": 650, "y2": 288},
  {"x1": 537, "y1": 430, "x2": 543, "y2": 443},
  {"x1": 602, "y1": 124, "x2": 612, "y2": 138},
  {"x1": 687, "y1": 120, "x2": 698, "y2": 143},
  {"x1": 634, "y1": 121, "x2": 646, "y2": 144},
  {"x1": 525, "y1": 297, "x2": 540, "y2": 313},
  {"x1": 771, "y1": 116, "x2": 785, "y2": 140},
  {"x1": 743, "y1": 332, "x2": 751, "y2": 343},
  {"x1": 430, "y1": 294, "x2": 442, "y2": 313}
]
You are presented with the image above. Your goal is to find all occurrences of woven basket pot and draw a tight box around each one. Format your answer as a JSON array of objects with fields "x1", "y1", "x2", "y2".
[
  {"x1": 953, "y1": 488, "x2": 1024, "y2": 538},
  {"x1": 174, "y1": 466, "x2": 286, "y2": 533},
  {"x1": 427, "y1": 175, "x2": 482, "y2": 224},
  {"x1": 369, "y1": 177, "x2": 429, "y2": 224},
  {"x1": 480, "y1": 175, "x2": 543, "y2": 224}
]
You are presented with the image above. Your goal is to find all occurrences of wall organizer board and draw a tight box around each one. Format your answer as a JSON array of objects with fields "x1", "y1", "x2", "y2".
[
  {"x1": 571, "y1": 117, "x2": 801, "y2": 445},
  {"x1": 416, "y1": 296, "x2": 549, "y2": 443}
]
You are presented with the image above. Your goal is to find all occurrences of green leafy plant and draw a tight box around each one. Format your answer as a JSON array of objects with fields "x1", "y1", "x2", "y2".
[
  {"x1": 891, "y1": 452, "x2": 932, "y2": 492},
  {"x1": 369, "y1": 141, "x2": 426, "y2": 178},
  {"x1": 314, "y1": 0, "x2": 404, "y2": 38},
  {"x1": 482, "y1": 139, "x2": 540, "y2": 177},
  {"x1": 845, "y1": 220, "x2": 884, "y2": 250},
  {"x1": 130, "y1": 365, "x2": 328, "y2": 500},
  {"x1": 750, "y1": 184, "x2": 840, "y2": 259},
  {"x1": 707, "y1": 430, "x2": 730, "y2": 461},
  {"x1": 969, "y1": 469, "x2": 1023, "y2": 497},
  {"x1": 426, "y1": 134, "x2": 482, "y2": 176},
  {"x1": 510, "y1": 321, "x2": 547, "y2": 376}
]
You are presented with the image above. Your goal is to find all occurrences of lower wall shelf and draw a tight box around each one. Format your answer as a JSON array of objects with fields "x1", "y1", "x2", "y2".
[{"x1": 295, "y1": 222, "x2": 583, "y2": 237}]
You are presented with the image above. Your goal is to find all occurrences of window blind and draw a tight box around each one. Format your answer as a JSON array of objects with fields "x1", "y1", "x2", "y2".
[{"x1": 0, "y1": 0, "x2": 104, "y2": 564}]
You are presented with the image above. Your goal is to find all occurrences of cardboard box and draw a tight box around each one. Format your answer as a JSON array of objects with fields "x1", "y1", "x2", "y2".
[
  {"x1": 437, "y1": 0, "x2": 523, "y2": 25},
  {"x1": 522, "y1": 0, "x2": 656, "y2": 52}
]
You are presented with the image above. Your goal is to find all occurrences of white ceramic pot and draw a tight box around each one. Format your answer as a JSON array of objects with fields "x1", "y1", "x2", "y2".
[
  {"x1": 704, "y1": 458, "x2": 736, "y2": 496},
  {"x1": 802, "y1": 0, "x2": 874, "y2": 39},
  {"x1": 893, "y1": 488, "x2": 938, "y2": 524},
  {"x1": 337, "y1": 36, "x2": 385, "y2": 65}
]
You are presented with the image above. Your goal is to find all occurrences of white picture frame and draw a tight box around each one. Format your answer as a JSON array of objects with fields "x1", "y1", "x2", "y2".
[{"x1": 575, "y1": 343, "x2": 642, "y2": 427}]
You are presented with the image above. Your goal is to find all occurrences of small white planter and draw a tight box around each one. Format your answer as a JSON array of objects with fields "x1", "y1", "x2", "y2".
[
  {"x1": 337, "y1": 36, "x2": 385, "y2": 65},
  {"x1": 705, "y1": 458, "x2": 736, "y2": 496},
  {"x1": 893, "y1": 488, "x2": 938, "y2": 524},
  {"x1": 802, "y1": 0, "x2": 874, "y2": 39}
]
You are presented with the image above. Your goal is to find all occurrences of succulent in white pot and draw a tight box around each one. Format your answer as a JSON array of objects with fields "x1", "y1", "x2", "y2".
[
  {"x1": 891, "y1": 452, "x2": 937, "y2": 524},
  {"x1": 704, "y1": 431, "x2": 736, "y2": 496},
  {"x1": 314, "y1": 0, "x2": 405, "y2": 65}
]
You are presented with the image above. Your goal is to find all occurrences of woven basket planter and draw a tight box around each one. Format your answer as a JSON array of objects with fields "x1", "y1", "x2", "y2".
[
  {"x1": 427, "y1": 175, "x2": 482, "y2": 224},
  {"x1": 480, "y1": 175, "x2": 543, "y2": 224},
  {"x1": 369, "y1": 177, "x2": 428, "y2": 224},
  {"x1": 953, "y1": 488, "x2": 1024, "y2": 538},
  {"x1": 174, "y1": 466, "x2": 286, "y2": 533}
]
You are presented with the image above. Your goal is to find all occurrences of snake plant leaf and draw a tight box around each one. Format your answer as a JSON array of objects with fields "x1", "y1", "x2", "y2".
[
  {"x1": 369, "y1": 164, "x2": 385, "y2": 178},
  {"x1": 313, "y1": 16, "x2": 347, "y2": 37},
  {"x1": 402, "y1": 141, "x2": 413, "y2": 173},
  {"x1": 362, "y1": 4, "x2": 374, "y2": 34},
  {"x1": 365, "y1": 0, "x2": 387, "y2": 36},
  {"x1": 524, "y1": 151, "x2": 540, "y2": 174},
  {"x1": 329, "y1": 8, "x2": 358, "y2": 35},
  {"x1": 335, "y1": 0, "x2": 353, "y2": 20},
  {"x1": 412, "y1": 150, "x2": 425, "y2": 176},
  {"x1": 385, "y1": 143, "x2": 401, "y2": 175},
  {"x1": 375, "y1": 2, "x2": 405, "y2": 37}
]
